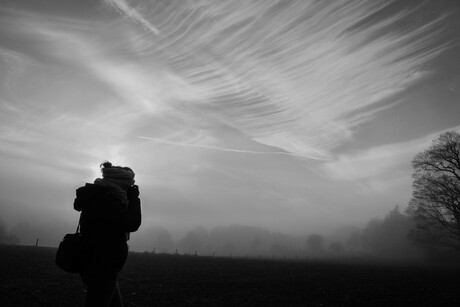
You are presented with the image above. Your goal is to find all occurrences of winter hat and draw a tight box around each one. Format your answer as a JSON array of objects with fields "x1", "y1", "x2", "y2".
[{"x1": 100, "y1": 161, "x2": 135, "y2": 189}]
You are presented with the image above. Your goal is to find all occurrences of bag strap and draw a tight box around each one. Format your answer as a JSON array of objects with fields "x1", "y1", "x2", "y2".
[{"x1": 76, "y1": 214, "x2": 82, "y2": 233}]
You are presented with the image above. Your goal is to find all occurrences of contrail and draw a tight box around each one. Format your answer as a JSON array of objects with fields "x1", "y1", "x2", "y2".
[
  {"x1": 138, "y1": 136, "x2": 327, "y2": 160},
  {"x1": 105, "y1": 0, "x2": 160, "y2": 35}
]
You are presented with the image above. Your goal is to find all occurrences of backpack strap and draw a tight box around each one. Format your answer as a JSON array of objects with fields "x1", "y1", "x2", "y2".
[{"x1": 76, "y1": 214, "x2": 82, "y2": 233}]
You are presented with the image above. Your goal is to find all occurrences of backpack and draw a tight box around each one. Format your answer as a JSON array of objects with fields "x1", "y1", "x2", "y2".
[{"x1": 55, "y1": 218, "x2": 91, "y2": 273}]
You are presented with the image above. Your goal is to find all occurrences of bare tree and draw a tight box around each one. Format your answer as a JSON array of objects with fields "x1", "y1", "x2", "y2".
[{"x1": 408, "y1": 131, "x2": 460, "y2": 250}]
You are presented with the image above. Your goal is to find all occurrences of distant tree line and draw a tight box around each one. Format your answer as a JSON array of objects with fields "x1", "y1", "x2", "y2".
[
  {"x1": 136, "y1": 213, "x2": 421, "y2": 260},
  {"x1": 145, "y1": 224, "x2": 309, "y2": 258}
]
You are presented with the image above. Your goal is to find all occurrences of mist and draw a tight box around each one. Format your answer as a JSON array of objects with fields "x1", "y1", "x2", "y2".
[
  {"x1": 1, "y1": 0, "x2": 460, "y2": 264},
  {"x1": 0, "y1": 204, "x2": 430, "y2": 262}
]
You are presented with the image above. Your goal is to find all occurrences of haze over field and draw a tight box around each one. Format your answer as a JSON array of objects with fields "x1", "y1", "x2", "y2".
[{"x1": 1, "y1": 0, "x2": 460, "y2": 251}]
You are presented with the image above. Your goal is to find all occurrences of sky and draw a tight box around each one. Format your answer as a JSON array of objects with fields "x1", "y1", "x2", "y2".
[{"x1": 1, "y1": 0, "x2": 460, "y2": 248}]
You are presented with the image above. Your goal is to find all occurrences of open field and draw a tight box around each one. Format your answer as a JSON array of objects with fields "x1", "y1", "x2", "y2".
[{"x1": 1, "y1": 244, "x2": 460, "y2": 306}]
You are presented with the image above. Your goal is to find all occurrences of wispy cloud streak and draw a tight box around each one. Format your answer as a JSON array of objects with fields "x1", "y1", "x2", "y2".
[
  {"x1": 104, "y1": 0, "x2": 448, "y2": 159},
  {"x1": 138, "y1": 136, "x2": 317, "y2": 159}
]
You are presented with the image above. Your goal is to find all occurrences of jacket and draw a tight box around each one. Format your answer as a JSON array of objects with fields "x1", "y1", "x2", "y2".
[{"x1": 73, "y1": 183, "x2": 141, "y2": 274}]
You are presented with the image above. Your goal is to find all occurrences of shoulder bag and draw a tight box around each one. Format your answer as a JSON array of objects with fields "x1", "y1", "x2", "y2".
[{"x1": 55, "y1": 216, "x2": 91, "y2": 273}]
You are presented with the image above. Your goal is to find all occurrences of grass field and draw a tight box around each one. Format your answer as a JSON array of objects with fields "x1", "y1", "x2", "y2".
[{"x1": 1, "y1": 244, "x2": 460, "y2": 306}]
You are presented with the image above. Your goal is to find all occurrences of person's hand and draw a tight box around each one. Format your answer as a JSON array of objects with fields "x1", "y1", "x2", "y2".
[{"x1": 127, "y1": 185, "x2": 140, "y2": 199}]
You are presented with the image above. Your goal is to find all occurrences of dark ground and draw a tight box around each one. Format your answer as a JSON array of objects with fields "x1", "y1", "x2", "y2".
[{"x1": 0, "y1": 244, "x2": 459, "y2": 306}]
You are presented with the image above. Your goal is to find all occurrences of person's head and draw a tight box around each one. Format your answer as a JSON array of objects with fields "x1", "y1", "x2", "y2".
[{"x1": 100, "y1": 161, "x2": 135, "y2": 190}]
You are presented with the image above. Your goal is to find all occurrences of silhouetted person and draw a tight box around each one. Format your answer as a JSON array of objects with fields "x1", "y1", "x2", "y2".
[{"x1": 74, "y1": 161, "x2": 141, "y2": 307}]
